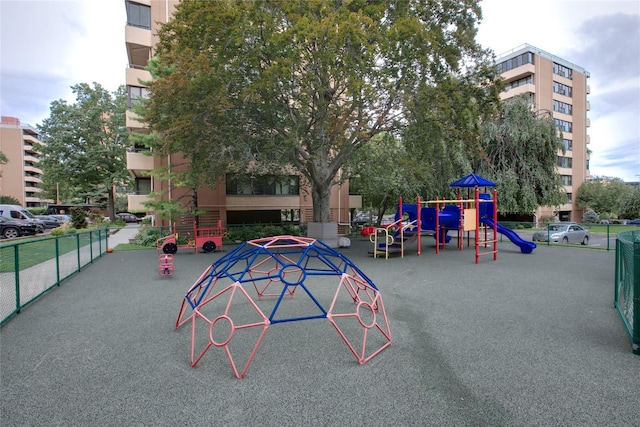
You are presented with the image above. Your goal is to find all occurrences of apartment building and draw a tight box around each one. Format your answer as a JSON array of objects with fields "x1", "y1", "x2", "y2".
[
  {"x1": 124, "y1": 0, "x2": 357, "y2": 230},
  {"x1": 0, "y1": 116, "x2": 46, "y2": 207},
  {"x1": 496, "y1": 44, "x2": 590, "y2": 223}
]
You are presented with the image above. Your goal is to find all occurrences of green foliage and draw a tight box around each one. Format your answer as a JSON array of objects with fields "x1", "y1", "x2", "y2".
[
  {"x1": 0, "y1": 195, "x2": 21, "y2": 205},
  {"x1": 345, "y1": 133, "x2": 426, "y2": 221},
  {"x1": 477, "y1": 95, "x2": 566, "y2": 213},
  {"x1": 36, "y1": 83, "x2": 131, "y2": 221},
  {"x1": 576, "y1": 178, "x2": 634, "y2": 218},
  {"x1": 583, "y1": 209, "x2": 599, "y2": 224},
  {"x1": 50, "y1": 228, "x2": 65, "y2": 236},
  {"x1": 134, "y1": 227, "x2": 165, "y2": 247},
  {"x1": 143, "y1": 0, "x2": 495, "y2": 223},
  {"x1": 70, "y1": 207, "x2": 87, "y2": 229},
  {"x1": 142, "y1": 195, "x2": 190, "y2": 224},
  {"x1": 620, "y1": 186, "x2": 640, "y2": 219},
  {"x1": 28, "y1": 207, "x2": 46, "y2": 215},
  {"x1": 65, "y1": 227, "x2": 78, "y2": 234}
]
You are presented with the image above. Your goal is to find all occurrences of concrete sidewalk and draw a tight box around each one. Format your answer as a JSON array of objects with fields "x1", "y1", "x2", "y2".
[
  {"x1": 106, "y1": 224, "x2": 141, "y2": 247},
  {"x1": 1, "y1": 238, "x2": 638, "y2": 426}
]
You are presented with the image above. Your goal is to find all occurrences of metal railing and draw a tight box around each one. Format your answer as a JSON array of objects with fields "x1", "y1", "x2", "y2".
[
  {"x1": 0, "y1": 229, "x2": 110, "y2": 326},
  {"x1": 615, "y1": 230, "x2": 640, "y2": 355}
]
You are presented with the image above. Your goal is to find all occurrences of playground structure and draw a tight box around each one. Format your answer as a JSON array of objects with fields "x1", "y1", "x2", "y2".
[
  {"x1": 175, "y1": 235, "x2": 392, "y2": 378},
  {"x1": 369, "y1": 174, "x2": 536, "y2": 262},
  {"x1": 158, "y1": 254, "x2": 175, "y2": 277},
  {"x1": 156, "y1": 220, "x2": 228, "y2": 254}
]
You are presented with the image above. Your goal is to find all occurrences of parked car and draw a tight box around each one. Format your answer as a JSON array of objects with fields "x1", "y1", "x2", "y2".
[
  {"x1": 0, "y1": 204, "x2": 45, "y2": 233},
  {"x1": 533, "y1": 222, "x2": 590, "y2": 245},
  {"x1": 115, "y1": 213, "x2": 140, "y2": 223},
  {"x1": 629, "y1": 218, "x2": 640, "y2": 225},
  {"x1": 49, "y1": 214, "x2": 71, "y2": 223},
  {"x1": 35, "y1": 215, "x2": 64, "y2": 229},
  {"x1": 0, "y1": 216, "x2": 39, "y2": 239}
]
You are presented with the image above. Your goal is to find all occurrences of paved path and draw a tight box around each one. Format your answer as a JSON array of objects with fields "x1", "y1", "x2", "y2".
[
  {"x1": 107, "y1": 224, "x2": 141, "y2": 247},
  {"x1": 1, "y1": 238, "x2": 638, "y2": 426}
]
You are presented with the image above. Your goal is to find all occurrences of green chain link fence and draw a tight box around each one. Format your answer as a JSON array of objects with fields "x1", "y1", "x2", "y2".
[
  {"x1": 615, "y1": 230, "x2": 640, "y2": 355},
  {"x1": 0, "y1": 228, "x2": 110, "y2": 326}
]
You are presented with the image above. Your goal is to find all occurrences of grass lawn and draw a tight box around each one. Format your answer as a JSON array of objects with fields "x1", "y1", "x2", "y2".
[{"x1": 0, "y1": 232, "x2": 106, "y2": 273}]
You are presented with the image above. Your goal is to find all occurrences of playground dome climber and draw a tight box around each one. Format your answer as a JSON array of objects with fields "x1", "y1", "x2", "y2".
[{"x1": 176, "y1": 235, "x2": 392, "y2": 378}]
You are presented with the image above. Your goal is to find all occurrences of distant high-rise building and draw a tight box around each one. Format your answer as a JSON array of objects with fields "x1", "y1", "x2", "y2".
[
  {"x1": 0, "y1": 116, "x2": 47, "y2": 207},
  {"x1": 496, "y1": 44, "x2": 590, "y2": 222}
]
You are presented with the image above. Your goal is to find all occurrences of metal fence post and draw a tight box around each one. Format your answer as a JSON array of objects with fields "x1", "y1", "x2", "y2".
[{"x1": 13, "y1": 245, "x2": 20, "y2": 314}]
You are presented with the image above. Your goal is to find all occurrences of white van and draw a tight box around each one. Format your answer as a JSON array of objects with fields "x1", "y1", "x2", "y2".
[{"x1": 0, "y1": 205, "x2": 45, "y2": 233}]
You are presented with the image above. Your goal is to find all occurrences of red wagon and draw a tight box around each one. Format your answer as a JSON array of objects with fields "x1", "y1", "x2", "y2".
[{"x1": 156, "y1": 221, "x2": 228, "y2": 254}]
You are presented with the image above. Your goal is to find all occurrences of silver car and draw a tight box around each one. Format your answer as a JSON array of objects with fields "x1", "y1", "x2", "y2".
[{"x1": 533, "y1": 222, "x2": 590, "y2": 245}]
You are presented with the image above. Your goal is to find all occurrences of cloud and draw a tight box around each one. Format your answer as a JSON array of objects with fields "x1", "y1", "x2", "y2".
[
  {"x1": 571, "y1": 13, "x2": 640, "y2": 81},
  {"x1": 0, "y1": 0, "x2": 126, "y2": 126}
]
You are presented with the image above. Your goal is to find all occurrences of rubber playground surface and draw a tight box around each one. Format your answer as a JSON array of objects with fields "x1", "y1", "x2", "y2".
[{"x1": 1, "y1": 236, "x2": 639, "y2": 426}]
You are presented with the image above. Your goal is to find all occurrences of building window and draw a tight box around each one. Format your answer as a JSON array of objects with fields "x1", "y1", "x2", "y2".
[
  {"x1": 135, "y1": 178, "x2": 151, "y2": 195},
  {"x1": 127, "y1": 86, "x2": 150, "y2": 108},
  {"x1": 126, "y1": 1, "x2": 151, "y2": 30},
  {"x1": 562, "y1": 139, "x2": 572, "y2": 151},
  {"x1": 566, "y1": 193, "x2": 572, "y2": 203},
  {"x1": 553, "y1": 81, "x2": 572, "y2": 97},
  {"x1": 504, "y1": 75, "x2": 533, "y2": 92},
  {"x1": 557, "y1": 156, "x2": 573, "y2": 168},
  {"x1": 553, "y1": 100, "x2": 572, "y2": 115},
  {"x1": 496, "y1": 52, "x2": 534, "y2": 74},
  {"x1": 553, "y1": 62, "x2": 573, "y2": 79},
  {"x1": 226, "y1": 174, "x2": 299, "y2": 196},
  {"x1": 554, "y1": 119, "x2": 572, "y2": 133},
  {"x1": 561, "y1": 175, "x2": 572, "y2": 186}
]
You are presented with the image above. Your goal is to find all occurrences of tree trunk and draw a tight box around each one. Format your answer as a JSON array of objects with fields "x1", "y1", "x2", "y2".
[
  {"x1": 107, "y1": 186, "x2": 116, "y2": 222},
  {"x1": 311, "y1": 180, "x2": 332, "y2": 223}
]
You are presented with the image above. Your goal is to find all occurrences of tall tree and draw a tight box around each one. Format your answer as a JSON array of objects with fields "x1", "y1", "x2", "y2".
[
  {"x1": 344, "y1": 133, "x2": 425, "y2": 225},
  {"x1": 142, "y1": 0, "x2": 496, "y2": 223},
  {"x1": 576, "y1": 178, "x2": 634, "y2": 217},
  {"x1": 476, "y1": 95, "x2": 567, "y2": 213},
  {"x1": 37, "y1": 83, "x2": 131, "y2": 221},
  {"x1": 402, "y1": 72, "x2": 501, "y2": 199}
]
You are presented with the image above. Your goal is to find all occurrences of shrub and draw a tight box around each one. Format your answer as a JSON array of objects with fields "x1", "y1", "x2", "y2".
[
  {"x1": 65, "y1": 227, "x2": 78, "y2": 234},
  {"x1": 70, "y1": 207, "x2": 87, "y2": 229},
  {"x1": 583, "y1": 209, "x2": 599, "y2": 224},
  {"x1": 113, "y1": 219, "x2": 126, "y2": 227},
  {"x1": 50, "y1": 227, "x2": 65, "y2": 236},
  {"x1": 134, "y1": 227, "x2": 165, "y2": 247},
  {"x1": 538, "y1": 216, "x2": 555, "y2": 225}
]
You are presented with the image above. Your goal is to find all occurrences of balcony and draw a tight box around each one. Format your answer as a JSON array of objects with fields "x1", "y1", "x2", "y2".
[
  {"x1": 23, "y1": 134, "x2": 40, "y2": 144},
  {"x1": 125, "y1": 25, "x2": 151, "y2": 49},
  {"x1": 126, "y1": 110, "x2": 147, "y2": 130},
  {"x1": 24, "y1": 175, "x2": 43, "y2": 185},
  {"x1": 126, "y1": 150, "x2": 154, "y2": 177},
  {"x1": 500, "y1": 63, "x2": 535, "y2": 82},
  {"x1": 500, "y1": 84, "x2": 535, "y2": 100},
  {"x1": 126, "y1": 66, "x2": 151, "y2": 87}
]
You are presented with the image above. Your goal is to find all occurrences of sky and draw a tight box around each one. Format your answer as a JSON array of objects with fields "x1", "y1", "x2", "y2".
[{"x1": 1, "y1": 0, "x2": 639, "y2": 182}]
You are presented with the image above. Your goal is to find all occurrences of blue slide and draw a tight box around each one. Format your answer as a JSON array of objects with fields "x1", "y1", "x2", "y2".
[{"x1": 481, "y1": 218, "x2": 536, "y2": 254}]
